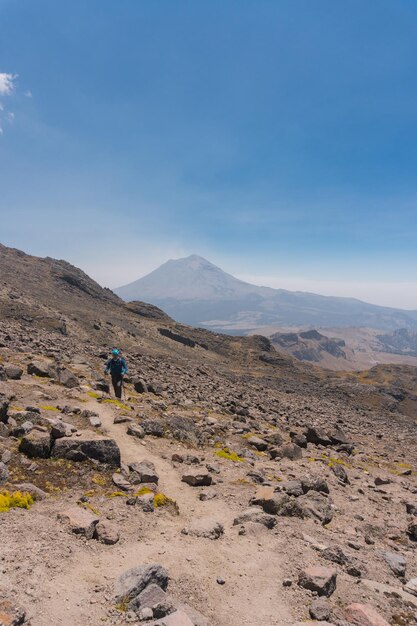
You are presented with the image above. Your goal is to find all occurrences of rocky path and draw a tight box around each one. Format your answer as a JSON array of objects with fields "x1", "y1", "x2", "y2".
[{"x1": 31, "y1": 397, "x2": 294, "y2": 626}]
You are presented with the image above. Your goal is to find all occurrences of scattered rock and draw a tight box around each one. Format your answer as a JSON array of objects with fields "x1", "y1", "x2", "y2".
[
  {"x1": 153, "y1": 610, "x2": 194, "y2": 626},
  {"x1": 19, "y1": 430, "x2": 51, "y2": 459},
  {"x1": 233, "y1": 506, "x2": 277, "y2": 529},
  {"x1": 182, "y1": 519, "x2": 224, "y2": 540},
  {"x1": 127, "y1": 424, "x2": 145, "y2": 439},
  {"x1": 4, "y1": 364, "x2": 23, "y2": 380},
  {"x1": 298, "y1": 567, "x2": 337, "y2": 597},
  {"x1": 114, "y1": 563, "x2": 169, "y2": 603},
  {"x1": 57, "y1": 506, "x2": 99, "y2": 539},
  {"x1": 129, "y1": 461, "x2": 159, "y2": 484},
  {"x1": 181, "y1": 471, "x2": 212, "y2": 487},
  {"x1": 380, "y1": 550, "x2": 406, "y2": 578},
  {"x1": 0, "y1": 461, "x2": 10, "y2": 484},
  {"x1": 310, "y1": 597, "x2": 331, "y2": 621},
  {"x1": 52, "y1": 431, "x2": 121, "y2": 466},
  {"x1": 246, "y1": 435, "x2": 268, "y2": 451},
  {"x1": 344, "y1": 603, "x2": 390, "y2": 626},
  {"x1": 0, "y1": 599, "x2": 26, "y2": 625},
  {"x1": 94, "y1": 520, "x2": 120, "y2": 545}
]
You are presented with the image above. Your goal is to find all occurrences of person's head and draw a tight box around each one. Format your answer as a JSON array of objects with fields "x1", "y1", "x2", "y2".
[{"x1": 111, "y1": 348, "x2": 120, "y2": 360}]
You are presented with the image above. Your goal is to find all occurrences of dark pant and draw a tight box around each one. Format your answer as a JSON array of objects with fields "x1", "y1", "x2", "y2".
[{"x1": 111, "y1": 375, "x2": 123, "y2": 399}]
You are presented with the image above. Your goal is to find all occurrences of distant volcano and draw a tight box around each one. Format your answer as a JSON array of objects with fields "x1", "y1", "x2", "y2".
[{"x1": 115, "y1": 255, "x2": 417, "y2": 333}]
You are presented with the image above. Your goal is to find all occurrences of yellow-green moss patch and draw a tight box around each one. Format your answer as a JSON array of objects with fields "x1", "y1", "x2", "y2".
[
  {"x1": 215, "y1": 448, "x2": 244, "y2": 462},
  {"x1": 0, "y1": 490, "x2": 34, "y2": 512}
]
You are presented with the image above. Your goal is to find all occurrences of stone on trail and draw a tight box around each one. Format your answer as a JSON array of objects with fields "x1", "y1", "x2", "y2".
[
  {"x1": 94, "y1": 520, "x2": 120, "y2": 545},
  {"x1": 233, "y1": 506, "x2": 277, "y2": 529},
  {"x1": 380, "y1": 550, "x2": 406, "y2": 578},
  {"x1": 407, "y1": 521, "x2": 417, "y2": 541},
  {"x1": 52, "y1": 431, "x2": 121, "y2": 466},
  {"x1": 10, "y1": 420, "x2": 33, "y2": 438},
  {"x1": 56, "y1": 366, "x2": 79, "y2": 388},
  {"x1": 129, "y1": 460, "x2": 159, "y2": 484},
  {"x1": 181, "y1": 471, "x2": 212, "y2": 487},
  {"x1": 298, "y1": 567, "x2": 337, "y2": 597},
  {"x1": 344, "y1": 603, "x2": 390, "y2": 626},
  {"x1": 114, "y1": 563, "x2": 169, "y2": 603},
  {"x1": 89, "y1": 415, "x2": 102, "y2": 427},
  {"x1": 182, "y1": 518, "x2": 224, "y2": 540},
  {"x1": 0, "y1": 599, "x2": 26, "y2": 625},
  {"x1": 19, "y1": 430, "x2": 51, "y2": 459},
  {"x1": 57, "y1": 506, "x2": 99, "y2": 539}
]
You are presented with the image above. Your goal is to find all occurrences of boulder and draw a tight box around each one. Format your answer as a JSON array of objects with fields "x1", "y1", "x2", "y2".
[
  {"x1": 19, "y1": 430, "x2": 51, "y2": 459},
  {"x1": 270, "y1": 443, "x2": 303, "y2": 460},
  {"x1": 297, "y1": 491, "x2": 333, "y2": 525},
  {"x1": 27, "y1": 361, "x2": 50, "y2": 377},
  {"x1": 4, "y1": 364, "x2": 23, "y2": 380},
  {"x1": 344, "y1": 603, "x2": 390, "y2": 626},
  {"x1": 331, "y1": 463, "x2": 349, "y2": 484},
  {"x1": 129, "y1": 461, "x2": 159, "y2": 484},
  {"x1": 57, "y1": 506, "x2": 99, "y2": 539},
  {"x1": 52, "y1": 431, "x2": 120, "y2": 466},
  {"x1": 127, "y1": 424, "x2": 145, "y2": 439},
  {"x1": 114, "y1": 563, "x2": 169, "y2": 603},
  {"x1": 128, "y1": 583, "x2": 173, "y2": 617},
  {"x1": 246, "y1": 436, "x2": 268, "y2": 451},
  {"x1": 405, "y1": 502, "x2": 417, "y2": 516},
  {"x1": 133, "y1": 379, "x2": 148, "y2": 393},
  {"x1": 298, "y1": 567, "x2": 337, "y2": 597},
  {"x1": 56, "y1": 367, "x2": 79, "y2": 388},
  {"x1": 251, "y1": 489, "x2": 305, "y2": 518},
  {"x1": 305, "y1": 427, "x2": 332, "y2": 446},
  {"x1": 182, "y1": 519, "x2": 224, "y2": 540},
  {"x1": 380, "y1": 550, "x2": 406, "y2": 578},
  {"x1": 94, "y1": 521, "x2": 120, "y2": 545},
  {"x1": 182, "y1": 472, "x2": 212, "y2": 487},
  {"x1": 9, "y1": 421, "x2": 33, "y2": 438},
  {"x1": 0, "y1": 391, "x2": 9, "y2": 423},
  {"x1": 13, "y1": 483, "x2": 47, "y2": 500},
  {"x1": 112, "y1": 473, "x2": 132, "y2": 491},
  {"x1": 301, "y1": 477, "x2": 329, "y2": 495},
  {"x1": 233, "y1": 507, "x2": 276, "y2": 529}
]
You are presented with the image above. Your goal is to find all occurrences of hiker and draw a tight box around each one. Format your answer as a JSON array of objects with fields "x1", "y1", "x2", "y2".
[{"x1": 104, "y1": 348, "x2": 128, "y2": 399}]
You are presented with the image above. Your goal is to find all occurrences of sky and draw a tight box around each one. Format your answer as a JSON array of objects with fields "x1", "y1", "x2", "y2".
[{"x1": 1, "y1": 0, "x2": 417, "y2": 308}]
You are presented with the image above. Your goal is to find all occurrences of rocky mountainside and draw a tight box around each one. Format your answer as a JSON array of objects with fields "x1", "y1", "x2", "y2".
[
  {"x1": 1, "y1": 243, "x2": 417, "y2": 626},
  {"x1": 115, "y1": 255, "x2": 417, "y2": 333},
  {"x1": 270, "y1": 330, "x2": 347, "y2": 365},
  {"x1": 377, "y1": 329, "x2": 417, "y2": 358}
]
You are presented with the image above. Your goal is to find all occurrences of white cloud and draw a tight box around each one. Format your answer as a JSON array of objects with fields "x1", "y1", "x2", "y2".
[
  {"x1": 0, "y1": 73, "x2": 17, "y2": 95},
  {"x1": 0, "y1": 72, "x2": 18, "y2": 136}
]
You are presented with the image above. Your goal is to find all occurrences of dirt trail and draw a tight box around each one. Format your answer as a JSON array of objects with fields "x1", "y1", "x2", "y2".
[{"x1": 33, "y1": 397, "x2": 294, "y2": 626}]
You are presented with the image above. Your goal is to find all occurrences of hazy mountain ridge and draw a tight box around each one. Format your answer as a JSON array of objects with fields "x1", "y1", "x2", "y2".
[{"x1": 115, "y1": 255, "x2": 417, "y2": 332}]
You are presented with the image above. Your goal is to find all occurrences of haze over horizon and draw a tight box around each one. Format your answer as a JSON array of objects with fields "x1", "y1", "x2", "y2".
[{"x1": 1, "y1": 1, "x2": 417, "y2": 307}]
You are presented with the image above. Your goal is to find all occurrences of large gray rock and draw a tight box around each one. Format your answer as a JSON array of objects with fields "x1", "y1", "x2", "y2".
[
  {"x1": 52, "y1": 431, "x2": 120, "y2": 466},
  {"x1": 380, "y1": 551, "x2": 406, "y2": 578},
  {"x1": 19, "y1": 430, "x2": 51, "y2": 459},
  {"x1": 297, "y1": 491, "x2": 333, "y2": 525},
  {"x1": 233, "y1": 506, "x2": 277, "y2": 529},
  {"x1": 94, "y1": 521, "x2": 120, "y2": 545},
  {"x1": 305, "y1": 426, "x2": 332, "y2": 446},
  {"x1": 114, "y1": 563, "x2": 169, "y2": 603},
  {"x1": 56, "y1": 367, "x2": 79, "y2": 389},
  {"x1": 0, "y1": 390, "x2": 9, "y2": 423},
  {"x1": 27, "y1": 361, "x2": 51, "y2": 377},
  {"x1": 270, "y1": 443, "x2": 303, "y2": 460},
  {"x1": 128, "y1": 583, "x2": 174, "y2": 618},
  {"x1": 182, "y1": 518, "x2": 224, "y2": 540},
  {"x1": 153, "y1": 611, "x2": 194, "y2": 626},
  {"x1": 182, "y1": 471, "x2": 212, "y2": 487},
  {"x1": 129, "y1": 461, "x2": 159, "y2": 484},
  {"x1": 4, "y1": 364, "x2": 23, "y2": 380}
]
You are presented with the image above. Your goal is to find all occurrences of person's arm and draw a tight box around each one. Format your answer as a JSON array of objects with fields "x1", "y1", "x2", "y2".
[
  {"x1": 104, "y1": 359, "x2": 111, "y2": 374},
  {"x1": 121, "y1": 358, "x2": 128, "y2": 375}
]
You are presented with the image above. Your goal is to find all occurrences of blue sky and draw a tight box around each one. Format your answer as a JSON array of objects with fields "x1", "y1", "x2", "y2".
[{"x1": 1, "y1": 0, "x2": 417, "y2": 307}]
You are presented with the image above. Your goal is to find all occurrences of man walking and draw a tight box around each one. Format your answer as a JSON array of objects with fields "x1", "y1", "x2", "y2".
[{"x1": 105, "y1": 348, "x2": 128, "y2": 399}]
